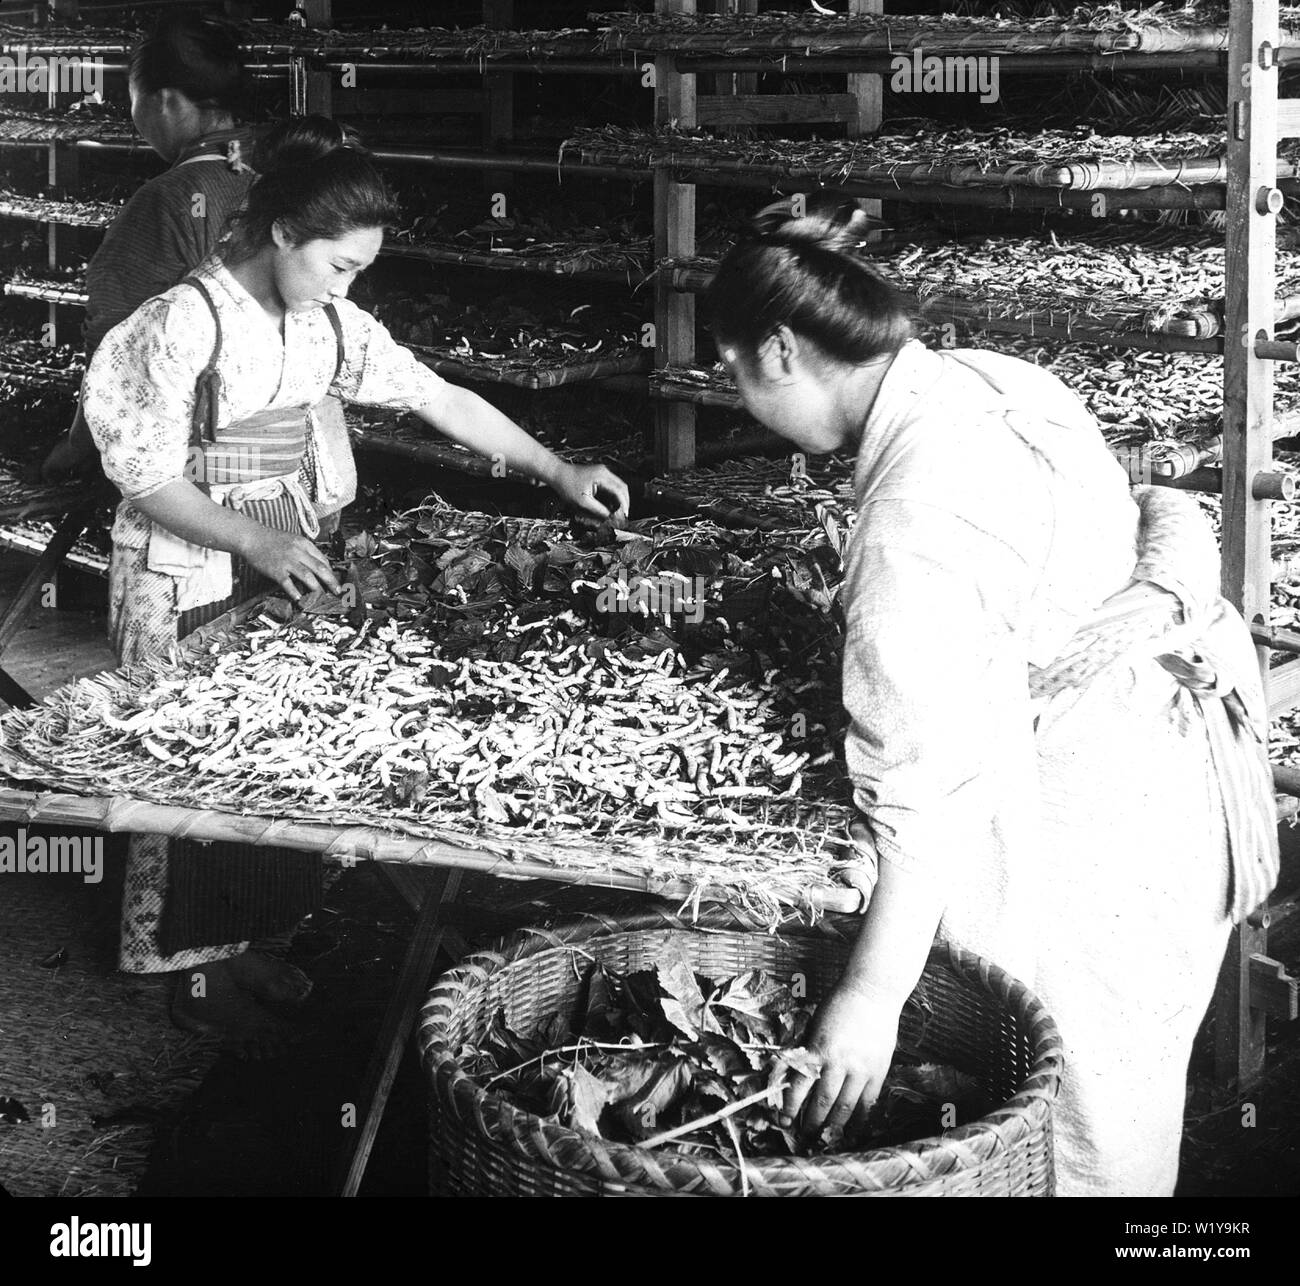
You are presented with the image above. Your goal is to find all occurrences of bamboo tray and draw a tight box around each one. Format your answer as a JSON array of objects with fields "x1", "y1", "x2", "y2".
[
  {"x1": 350, "y1": 414, "x2": 637, "y2": 469},
  {"x1": 669, "y1": 224, "x2": 1300, "y2": 344},
  {"x1": 0, "y1": 462, "x2": 94, "y2": 523},
  {"x1": 0, "y1": 106, "x2": 133, "y2": 146},
  {"x1": 650, "y1": 367, "x2": 743, "y2": 411},
  {"x1": 0, "y1": 518, "x2": 108, "y2": 576},
  {"x1": 384, "y1": 238, "x2": 649, "y2": 280},
  {"x1": 0, "y1": 191, "x2": 118, "y2": 229},
  {"x1": 0, "y1": 785, "x2": 861, "y2": 918},
  {"x1": 0, "y1": 592, "x2": 863, "y2": 923},
  {"x1": 236, "y1": 23, "x2": 602, "y2": 61},
  {"x1": 0, "y1": 345, "x2": 82, "y2": 391},
  {"x1": 406, "y1": 344, "x2": 651, "y2": 390},
  {"x1": 593, "y1": 6, "x2": 1300, "y2": 56},
  {"x1": 0, "y1": 21, "x2": 601, "y2": 61},
  {"x1": 563, "y1": 125, "x2": 1298, "y2": 192},
  {"x1": 0, "y1": 23, "x2": 135, "y2": 55},
  {"x1": 5, "y1": 278, "x2": 88, "y2": 308}
]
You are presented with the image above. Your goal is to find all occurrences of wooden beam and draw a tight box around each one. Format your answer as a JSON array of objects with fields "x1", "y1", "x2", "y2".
[
  {"x1": 1215, "y1": 0, "x2": 1282, "y2": 1102},
  {"x1": 848, "y1": 0, "x2": 884, "y2": 232},
  {"x1": 334, "y1": 868, "x2": 463, "y2": 1197},
  {"x1": 654, "y1": 0, "x2": 697, "y2": 474},
  {"x1": 483, "y1": 0, "x2": 514, "y2": 193},
  {"x1": 1223, "y1": 0, "x2": 1278, "y2": 635},
  {"x1": 299, "y1": 0, "x2": 332, "y2": 26},
  {"x1": 696, "y1": 94, "x2": 857, "y2": 127}
]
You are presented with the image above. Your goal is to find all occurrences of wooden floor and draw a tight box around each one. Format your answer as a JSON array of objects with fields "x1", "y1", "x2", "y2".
[{"x1": 0, "y1": 549, "x2": 115, "y2": 702}]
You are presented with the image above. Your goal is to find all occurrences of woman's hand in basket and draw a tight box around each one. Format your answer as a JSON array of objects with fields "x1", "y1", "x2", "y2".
[{"x1": 781, "y1": 983, "x2": 901, "y2": 1140}]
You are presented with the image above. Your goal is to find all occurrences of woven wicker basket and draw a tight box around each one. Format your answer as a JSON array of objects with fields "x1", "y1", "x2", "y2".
[{"x1": 418, "y1": 909, "x2": 1064, "y2": 1197}]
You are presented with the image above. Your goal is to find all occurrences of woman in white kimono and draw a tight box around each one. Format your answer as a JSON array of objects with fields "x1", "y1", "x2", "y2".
[
  {"x1": 703, "y1": 202, "x2": 1279, "y2": 1196},
  {"x1": 83, "y1": 117, "x2": 629, "y2": 1056}
]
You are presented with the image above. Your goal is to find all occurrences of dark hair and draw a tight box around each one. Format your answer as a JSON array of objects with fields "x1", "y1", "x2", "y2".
[
  {"x1": 129, "y1": 12, "x2": 246, "y2": 114},
  {"x1": 703, "y1": 199, "x2": 913, "y2": 364},
  {"x1": 224, "y1": 116, "x2": 400, "y2": 260}
]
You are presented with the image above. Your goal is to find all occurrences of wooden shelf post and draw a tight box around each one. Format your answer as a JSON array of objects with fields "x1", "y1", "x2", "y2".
[
  {"x1": 654, "y1": 0, "x2": 698, "y2": 473},
  {"x1": 482, "y1": 0, "x2": 516, "y2": 195},
  {"x1": 848, "y1": 0, "x2": 884, "y2": 232},
  {"x1": 1215, "y1": 0, "x2": 1282, "y2": 1096}
]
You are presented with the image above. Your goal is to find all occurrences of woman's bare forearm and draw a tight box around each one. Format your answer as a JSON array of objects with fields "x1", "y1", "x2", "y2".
[
  {"x1": 131, "y1": 480, "x2": 266, "y2": 557},
  {"x1": 839, "y1": 856, "x2": 947, "y2": 1010},
  {"x1": 411, "y1": 386, "x2": 570, "y2": 487}
]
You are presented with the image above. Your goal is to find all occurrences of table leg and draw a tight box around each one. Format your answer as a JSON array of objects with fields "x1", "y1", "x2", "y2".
[{"x1": 334, "y1": 865, "x2": 463, "y2": 1197}]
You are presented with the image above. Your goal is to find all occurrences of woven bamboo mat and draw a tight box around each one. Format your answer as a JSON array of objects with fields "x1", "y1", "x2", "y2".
[{"x1": 0, "y1": 587, "x2": 864, "y2": 924}]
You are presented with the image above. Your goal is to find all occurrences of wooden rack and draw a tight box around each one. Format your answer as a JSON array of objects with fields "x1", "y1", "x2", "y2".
[
  {"x1": 3, "y1": 0, "x2": 1297, "y2": 1106},
  {"x1": 621, "y1": 0, "x2": 1300, "y2": 1095}
]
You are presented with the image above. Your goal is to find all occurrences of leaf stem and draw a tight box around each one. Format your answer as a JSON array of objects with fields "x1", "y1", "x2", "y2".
[
  {"x1": 638, "y1": 1082, "x2": 779, "y2": 1150},
  {"x1": 481, "y1": 1039, "x2": 665, "y2": 1089}
]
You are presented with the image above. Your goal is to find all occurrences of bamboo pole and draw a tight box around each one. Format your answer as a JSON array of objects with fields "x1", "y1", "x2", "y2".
[
  {"x1": 0, "y1": 787, "x2": 864, "y2": 916},
  {"x1": 662, "y1": 166, "x2": 1231, "y2": 211},
  {"x1": 677, "y1": 52, "x2": 1231, "y2": 73}
]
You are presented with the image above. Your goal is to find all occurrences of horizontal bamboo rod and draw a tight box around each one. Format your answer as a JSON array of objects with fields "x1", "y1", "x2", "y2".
[
  {"x1": 368, "y1": 148, "x2": 651, "y2": 181},
  {"x1": 677, "y1": 51, "x2": 1230, "y2": 73},
  {"x1": 379, "y1": 241, "x2": 647, "y2": 282},
  {"x1": 1253, "y1": 626, "x2": 1300, "y2": 653},
  {"x1": 0, "y1": 787, "x2": 863, "y2": 916},
  {"x1": 665, "y1": 166, "x2": 1229, "y2": 210},
  {"x1": 1146, "y1": 467, "x2": 1297, "y2": 497},
  {"x1": 319, "y1": 59, "x2": 642, "y2": 75}
]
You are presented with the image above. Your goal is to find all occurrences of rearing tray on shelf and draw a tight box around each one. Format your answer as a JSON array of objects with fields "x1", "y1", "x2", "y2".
[
  {"x1": 562, "y1": 124, "x2": 1300, "y2": 191},
  {"x1": 592, "y1": 4, "x2": 1300, "y2": 56}
]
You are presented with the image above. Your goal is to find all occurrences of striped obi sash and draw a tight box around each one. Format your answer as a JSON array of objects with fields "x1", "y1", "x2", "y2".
[
  {"x1": 147, "y1": 396, "x2": 320, "y2": 614},
  {"x1": 145, "y1": 274, "x2": 333, "y2": 612},
  {"x1": 195, "y1": 400, "x2": 311, "y2": 487},
  {"x1": 1028, "y1": 491, "x2": 1279, "y2": 924}
]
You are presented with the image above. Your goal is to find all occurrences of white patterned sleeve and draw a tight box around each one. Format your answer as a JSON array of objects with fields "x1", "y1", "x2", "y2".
[
  {"x1": 329, "y1": 300, "x2": 454, "y2": 415},
  {"x1": 83, "y1": 294, "x2": 212, "y2": 502}
]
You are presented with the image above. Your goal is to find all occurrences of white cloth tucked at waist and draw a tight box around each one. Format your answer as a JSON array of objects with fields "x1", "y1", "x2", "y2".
[{"x1": 145, "y1": 472, "x2": 320, "y2": 612}]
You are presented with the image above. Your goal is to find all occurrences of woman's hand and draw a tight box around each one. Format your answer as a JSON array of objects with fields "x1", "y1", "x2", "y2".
[
  {"x1": 781, "y1": 983, "x2": 902, "y2": 1140},
  {"x1": 551, "y1": 462, "x2": 630, "y2": 523},
  {"x1": 239, "y1": 526, "x2": 342, "y2": 603}
]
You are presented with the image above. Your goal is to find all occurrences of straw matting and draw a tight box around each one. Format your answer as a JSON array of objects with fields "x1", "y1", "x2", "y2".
[{"x1": 0, "y1": 825, "x2": 215, "y2": 1197}]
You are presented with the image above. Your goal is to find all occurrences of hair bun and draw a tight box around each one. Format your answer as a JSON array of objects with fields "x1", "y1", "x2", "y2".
[
  {"x1": 253, "y1": 115, "x2": 356, "y2": 174},
  {"x1": 749, "y1": 198, "x2": 880, "y2": 255}
]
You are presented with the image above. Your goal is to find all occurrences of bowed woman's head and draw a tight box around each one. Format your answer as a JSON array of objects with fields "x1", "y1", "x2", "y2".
[
  {"x1": 128, "y1": 12, "x2": 246, "y2": 162},
  {"x1": 223, "y1": 116, "x2": 400, "y2": 315},
  {"x1": 703, "y1": 200, "x2": 914, "y2": 454}
]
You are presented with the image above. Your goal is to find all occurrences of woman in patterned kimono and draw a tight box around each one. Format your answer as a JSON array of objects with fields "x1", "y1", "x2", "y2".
[
  {"x1": 83, "y1": 117, "x2": 630, "y2": 1056},
  {"x1": 703, "y1": 202, "x2": 1279, "y2": 1196}
]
